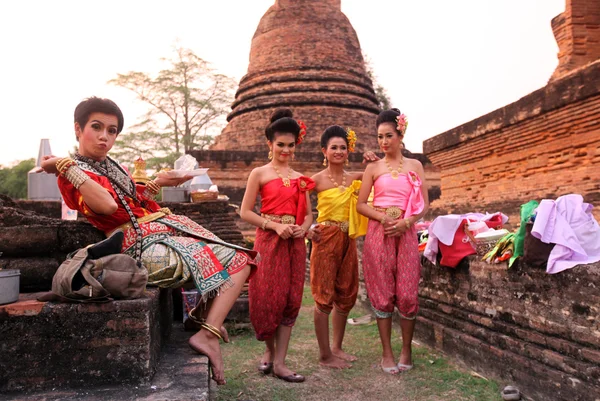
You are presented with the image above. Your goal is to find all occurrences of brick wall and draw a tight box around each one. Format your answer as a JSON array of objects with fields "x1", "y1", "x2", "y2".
[
  {"x1": 417, "y1": 257, "x2": 600, "y2": 401},
  {"x1": 423, "y1": 61, "x2": 600, "y2": 223},
  {"x1": 550, "y1": 0, "x2": 600, "y2": 81}
]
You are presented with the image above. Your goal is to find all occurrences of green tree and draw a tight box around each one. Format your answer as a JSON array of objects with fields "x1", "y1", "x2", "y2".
[
  {"x1": 108, "y1": 47, "x2": 236, "y2": 170},
  {"x1": 0, "y1": 159, "x2": 35, "y2": 199},
  {"x1": 363, "y1": 53, "x2": 392, "y2": 111}
]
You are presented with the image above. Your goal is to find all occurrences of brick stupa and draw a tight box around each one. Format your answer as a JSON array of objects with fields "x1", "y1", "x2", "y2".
[{"x1": 211, "y1": 0, "x2": 380, "y2": 152}]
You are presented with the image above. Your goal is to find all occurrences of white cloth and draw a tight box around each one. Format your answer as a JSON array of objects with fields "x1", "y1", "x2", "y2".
[
  {"x1": 423, "y1": 212, "x2": 509, "y2": 264},
  {"x1": 531, "y1": 194, "x2": 600, "y2": 274}
]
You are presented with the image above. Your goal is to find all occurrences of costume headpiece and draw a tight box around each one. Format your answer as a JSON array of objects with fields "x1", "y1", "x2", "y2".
[
  {"x1": 396, "y1": 114, "x2": 408, "y2": 135},
  {"x1": 346, "y1": 127, "x2": 357, "y2": 153}
]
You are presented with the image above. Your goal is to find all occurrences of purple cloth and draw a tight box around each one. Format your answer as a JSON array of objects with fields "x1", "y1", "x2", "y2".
[{"x1": 531, "y1": 194, "x2": 600, "y2": 274}]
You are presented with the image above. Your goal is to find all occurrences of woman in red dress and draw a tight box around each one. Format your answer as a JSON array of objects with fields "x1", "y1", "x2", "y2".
[
  {"x1": 41, "y1": 97, "x2": 256, "y2": 385},
  {"x1": 240, "y1": 108, "x2": 315, "y2": 383}
]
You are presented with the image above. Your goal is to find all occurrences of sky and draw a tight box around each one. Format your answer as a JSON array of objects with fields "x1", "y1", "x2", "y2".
[{"x1": 0, "y1": 0, "x2": 564, "y2": 166}]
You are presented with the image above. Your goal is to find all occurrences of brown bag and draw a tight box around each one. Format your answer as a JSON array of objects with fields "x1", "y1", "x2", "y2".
[{"x1": 40, "y1": 232, "x2": 148, "y2": 303}]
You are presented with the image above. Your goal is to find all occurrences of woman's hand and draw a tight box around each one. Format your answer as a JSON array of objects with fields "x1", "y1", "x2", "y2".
[
  {"x1": 362, "y1": 151, "x2": 380, "y2": 164},
  {"x1": 383, "y1": 218, "x2": 410, "y2": 237},
  {"x1": 306, "y1": 225, "x2": 322, "y2": 243},
  {"x1": 154, "y1": 175, "x2": 194, "y2": 188},
  {"x1": 39, "y1": 155, "x2": 61, "y2": 175},
  {"x1": 291, "y1": 225, "x2": 307, "y2": 239},
  {"x1": 274, "y1": 223, "x2": 295, "y2": 240}
]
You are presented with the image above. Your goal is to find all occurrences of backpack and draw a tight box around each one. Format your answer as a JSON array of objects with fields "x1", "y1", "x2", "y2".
[{"x1": 39, "y1": 232, "x2": 148, "y2": 303}]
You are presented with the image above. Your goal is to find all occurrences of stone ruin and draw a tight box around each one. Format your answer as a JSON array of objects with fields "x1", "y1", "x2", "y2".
[
  {"x1": 419, "y1": 1, "x2": 600, "y2": 400},
  {"x1": 192, "y1": 0, "x2": 441, "y2": 205}
]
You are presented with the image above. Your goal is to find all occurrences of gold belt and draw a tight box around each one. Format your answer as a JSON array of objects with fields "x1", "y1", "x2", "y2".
[
  {"x1": 106, "y1": 208, "x2": 172, "y2": 236},
  {"x1": 373, "y1": 206, "x2": 405, "y2": 219},
  {"x1": 320, "y1": 220, "x2": 349, "y2": 233},
  {"x1": 261, "y1": 213, "x2": 296, "y2": 225}
]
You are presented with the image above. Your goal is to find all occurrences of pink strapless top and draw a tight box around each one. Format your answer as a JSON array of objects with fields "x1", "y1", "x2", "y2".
[{"x1": 373, "y1": 171, "x2": 424, "y2": 218}]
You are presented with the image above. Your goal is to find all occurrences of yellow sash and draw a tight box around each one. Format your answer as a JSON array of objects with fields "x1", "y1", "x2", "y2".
[{"x1": 316, "y1": 180, "x2": 368, "y2": 239}]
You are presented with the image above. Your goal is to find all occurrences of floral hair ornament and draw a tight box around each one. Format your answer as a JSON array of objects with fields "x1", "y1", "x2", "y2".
[
  {"x1": 296, "y1": 120, "x2": 307, "y2": 145},
  {"x1": 396, "y1": 113, "x2": 408, "y2": 135},
  {"x1": 346, "y1": 127, "x2": 357, "y2": 153}
]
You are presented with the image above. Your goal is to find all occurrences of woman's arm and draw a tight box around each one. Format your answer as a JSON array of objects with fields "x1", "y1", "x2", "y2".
[
  {"x1": 356, "y1": 163, "x2": 389, "y2": 224},
  {"x1": 292, "y1": 191, "x2": 314, "y2": 238},
  {"x1": 42, "y1": 156, "x2": 118, "y2": 215},
  {"x1": 240, "y1": 168, "x2": 294, "y2": 240}
]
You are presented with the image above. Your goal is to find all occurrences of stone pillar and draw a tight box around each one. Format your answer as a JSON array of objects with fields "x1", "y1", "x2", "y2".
[{"x1": 550, "y1": 0, "x2": 600, "y2": 81}]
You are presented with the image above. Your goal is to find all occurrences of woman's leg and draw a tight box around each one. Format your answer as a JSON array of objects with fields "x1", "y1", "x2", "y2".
[
  {"x1": 189, "y1": 265, "x2": 251, "y2": 385},
  {"x1": 331, "y1": 309, "x2": 356, "y2": 362},
  {"x1": 314, "y1": 308, "x2": 351, "y2": 368},
  {"x1": 398, "y1": 318, "x2": 416, "y2": 367}
]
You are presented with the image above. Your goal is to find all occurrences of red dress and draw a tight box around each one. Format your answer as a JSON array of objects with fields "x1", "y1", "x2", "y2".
[{"x1": 249, "y1": 176, "x2": 315, "y2": 341}]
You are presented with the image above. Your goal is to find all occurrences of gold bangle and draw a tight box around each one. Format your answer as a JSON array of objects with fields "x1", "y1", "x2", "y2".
[
  {"x1": 404, "y1": 218, "x2": 411, "y2": 229},
  {"x1": 146, "y1": 180, "x2": 161, "y2": 195},
  {"x1": 380, "y1": 215, "x2": 387, "y2": 225},
  {"x1": 261, "y1": 219, "x2": 269, "y2": 230},
  {"x1": 56, "y1": 158, "x2": 77, "y2": 176}
]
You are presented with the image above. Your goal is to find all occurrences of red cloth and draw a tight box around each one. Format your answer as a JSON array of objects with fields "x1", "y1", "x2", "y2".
[
  {"x1": 58, "y1": 172, "x2": 160, "y2": 233},
  {"x1": 249, "y1": 176, "x2": 314, "y2": 340},
  {"x1": 438, "y1": 215, "x2": 504, "y2": 268},
  {"x1": 259, "y1": 176, "x2": 315, "y2": 225}
]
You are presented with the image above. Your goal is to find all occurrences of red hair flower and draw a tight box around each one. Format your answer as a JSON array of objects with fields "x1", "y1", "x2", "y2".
[{"x1": 296, "y1": 120, "x2": 307, "y2": 145}]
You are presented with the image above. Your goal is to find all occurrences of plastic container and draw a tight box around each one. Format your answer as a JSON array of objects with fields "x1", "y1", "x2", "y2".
[{"x1": 0, "y1": 269, "x2": 20, "y2": 305}]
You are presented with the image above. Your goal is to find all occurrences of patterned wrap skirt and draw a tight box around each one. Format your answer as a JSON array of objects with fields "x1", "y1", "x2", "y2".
[{"x1": 362, "y1": 220, "x2": 420, "y2": 319}]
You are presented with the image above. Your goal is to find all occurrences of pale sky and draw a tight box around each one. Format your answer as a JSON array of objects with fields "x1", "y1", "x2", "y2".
[{"x1": 0, "y1": 0, "x2": 564, "y2": 166}]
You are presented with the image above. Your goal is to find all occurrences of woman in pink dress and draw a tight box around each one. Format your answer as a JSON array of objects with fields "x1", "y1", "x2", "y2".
[
  {"x1": 356, "y1": 108, "x2": 429, "y2": 374},
  {"x1": 240, "y1": 108, "x2": 315, "y2": 383}
]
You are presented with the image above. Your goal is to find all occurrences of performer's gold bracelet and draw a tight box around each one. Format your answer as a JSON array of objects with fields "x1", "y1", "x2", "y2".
[
  {"x1": 64, "y1": 165, "x2": 90, "y2": 189},
  {"x1": 404, "y1": 219, "x2": 411, "y2": 229},
  {"x1": 261, "y1": 219, "x2": 269, "y2": 230}
]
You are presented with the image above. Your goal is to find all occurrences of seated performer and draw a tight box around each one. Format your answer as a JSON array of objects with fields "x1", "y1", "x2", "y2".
[
  {"x1": 356, "y1": 109, "x2": 429, "y2": 374},
  {"x1": 308, "y1": 125, "x2": 374, "y2": 369},
  {"x1": 240, "y1": 108, "x2": 315, "y2": 383},
  {"x1": 41, "y1": 96, "x2": 256, "y2": 386}
]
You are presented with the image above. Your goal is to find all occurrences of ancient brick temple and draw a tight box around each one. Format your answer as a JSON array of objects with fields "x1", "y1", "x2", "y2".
[
  {"x1": 211, "y1": 0, "x2": 380, "y2": 153},
  {"x1": 423, "y1": 0, "x2": 600, "y2": 223},
  {"x1": 194, "y1": 0, "x2": 441, "y2": 203}
]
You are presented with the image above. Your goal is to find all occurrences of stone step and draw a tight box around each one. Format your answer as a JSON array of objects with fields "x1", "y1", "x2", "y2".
[
  {"x1": 0, "y1": 288, "x2": 173, "y2": 394},
  {"x1": 0, "y1": 323, "x2": 211, "y2": 401}
]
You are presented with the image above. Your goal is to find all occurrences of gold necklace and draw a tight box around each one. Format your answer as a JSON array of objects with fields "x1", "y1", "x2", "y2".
[
  {"x1": 384, "y1": 157, "x2": 403, "y2": 179},
  {"x1": 272, "y1": 164, "x2": 291, "y2": 187},
  {"x1": 327, "y1": 169, "x2": 347, "y2": 192}
]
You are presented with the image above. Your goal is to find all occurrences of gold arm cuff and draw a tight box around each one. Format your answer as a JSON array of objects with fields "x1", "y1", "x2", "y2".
[{"x1": 64, "y1": 165, "x2": 90, "y2": 189}]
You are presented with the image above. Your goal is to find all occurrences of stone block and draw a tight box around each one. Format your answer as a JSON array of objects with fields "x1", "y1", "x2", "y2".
[{"x1": 0, "y1": 288, "x2": 172, "y2": 393}]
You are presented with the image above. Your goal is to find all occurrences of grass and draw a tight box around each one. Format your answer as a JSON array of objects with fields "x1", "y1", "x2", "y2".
[{"x1": 216, "y1": 286, "x2": 501, "y2": 401}]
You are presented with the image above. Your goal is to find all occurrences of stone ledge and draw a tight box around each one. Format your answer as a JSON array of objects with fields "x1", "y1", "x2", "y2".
[{"x1": 0, "y1": 288, "x2": 172, "y2": 393}]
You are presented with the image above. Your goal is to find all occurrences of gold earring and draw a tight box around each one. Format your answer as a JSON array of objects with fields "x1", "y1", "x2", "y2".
[
  {"x1": 268, "y1": 150, "x2": 273, "y2": 160},
  {"x1": 323, "y1": 157, "x2": 327, "y2": 166},
  {"x1": 345, "y1": 159, "x2": 349, "y2": 166},
  {"x1": 292, "y1": 153, "x2": 295, "y2": 161}
]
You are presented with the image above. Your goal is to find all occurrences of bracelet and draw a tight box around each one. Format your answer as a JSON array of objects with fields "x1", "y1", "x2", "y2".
[
  {"x1": 380, "y1": 215, "x2": 387, "y2": 225},
  {"x1": 56, "y1": 158, "x2": 77, "y2": 176},
  {"x1": 64, "y1": 165, "x2": 90, "y2": 189},
  {"x1": 261, "y1": 219, "x2": 269, "y2": 230},
  {"x1": 404, "y1": 218, "x2": 411, "y2": 229},
  {"x1": 146, "y1": 180, "x2": 161, "y2": 195}
]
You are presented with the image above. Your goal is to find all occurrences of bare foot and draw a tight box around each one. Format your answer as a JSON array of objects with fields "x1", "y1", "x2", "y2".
[
  {"x1": 189, "y1": 330, "x2": 226, "y2": 385},
  {"x1": 220, "y1": 325, "x2": 230, "y2": 343},
  {"x1": 398, "y1": 350, "x2": 412, "y2": 367},
  {"x1": 319, "y1": 354, "x2": 352, "y2": 369},
  {"x1": 332, "y1": 348, "x2": 358, "y2": 362}
]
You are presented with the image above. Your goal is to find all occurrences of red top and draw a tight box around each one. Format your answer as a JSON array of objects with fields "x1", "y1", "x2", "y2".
[
  {"x1": 260, "y1": 176, "x2": 315, "y2": 226},
  {"x1": 58, "y1": 171, "x2": 161, "y2": 233}
]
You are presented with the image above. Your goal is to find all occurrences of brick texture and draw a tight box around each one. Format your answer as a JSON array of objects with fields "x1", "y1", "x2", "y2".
[
  {"x1": 423, "y1": 61, "x2": 600, "y2": 223},
  {"x1": 416, "y1": 257, "x2": 600, "y2": 401},
  {"x1": 550, "y1": 0, "x2": 600, "y2": 81},
  {"x1": 210, "y1": 0, "x2": 381, "y2": 153}
]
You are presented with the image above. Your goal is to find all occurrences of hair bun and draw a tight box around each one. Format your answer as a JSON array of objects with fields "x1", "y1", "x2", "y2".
[
  {"x1": 270, "y1": 108, "x2": 294, "y2": 123},
  {"x1": 391, "y1": 108, "x2": 401, "y2": 114}
]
